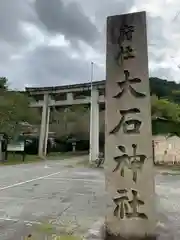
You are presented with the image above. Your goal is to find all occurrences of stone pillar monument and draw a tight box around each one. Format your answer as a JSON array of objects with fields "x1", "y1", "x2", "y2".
[{"x1": 105, "y1": 11, "x2": 157, "y2": 239}]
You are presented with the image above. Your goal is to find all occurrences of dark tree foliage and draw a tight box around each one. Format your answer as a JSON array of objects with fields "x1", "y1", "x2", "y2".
[
  {"x1": 0, "y1": 78, "x2": 40, "y2": 138},
  {"x1": 150, "y1": 77, "x2": 180, "y2": 135},
  {"x1": 150, "y1": 77, "x2": 180, "y2": 103}
]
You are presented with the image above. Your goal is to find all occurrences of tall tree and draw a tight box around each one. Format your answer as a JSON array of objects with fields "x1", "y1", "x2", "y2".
[
  {"x1": 0, "y1": 77, "x2": 8, "y2": 90},
  {"x1": 51, "y1": 105, "x2": 88, "y2": 136},
  {"x1": 0, "y1": 79, "x2": 40, "y2": 138}
]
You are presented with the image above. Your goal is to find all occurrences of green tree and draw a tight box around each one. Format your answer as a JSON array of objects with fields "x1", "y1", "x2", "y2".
[
  {"x1": 0, "y1": 82, "x2": 40, "y2": 138},
  {"x1": 0, "y1": 77, "x2": 8, "y2": 90},
  {"x1": 151, "y1": 95, "x2": 180, "y2": 123},
  {"x1": 51, "y1": 105, "x2": 88, "y2": 136}
]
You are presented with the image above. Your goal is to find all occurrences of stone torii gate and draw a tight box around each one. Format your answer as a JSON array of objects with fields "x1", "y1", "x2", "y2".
[{"x1": 26, "y1": 81, "x2": 105, "y2": 162}]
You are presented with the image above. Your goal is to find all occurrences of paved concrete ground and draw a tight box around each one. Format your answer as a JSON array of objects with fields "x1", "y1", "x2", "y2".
[
  {"x1": 155, "y1": 171, "x2": 180, "y2": 239},
  {"x1": 0, "y1": 157, "x2": 106, "y2": 239},
  {"x1": 0, "y1": 157, "x2": 179, "y2": 239}
]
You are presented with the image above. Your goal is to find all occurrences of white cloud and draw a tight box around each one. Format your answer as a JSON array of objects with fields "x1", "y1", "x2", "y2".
[
  {"x1": 48, "y1": 35, "x2": 70, "y2": 47},
  {"x1": 1, "y1": 0, "x2": 180, "y2": 89}
]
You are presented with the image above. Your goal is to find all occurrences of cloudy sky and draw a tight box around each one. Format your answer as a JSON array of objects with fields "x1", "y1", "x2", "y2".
[{"x1": 0, "y1": 0, "x2": 180, "y2": 90}]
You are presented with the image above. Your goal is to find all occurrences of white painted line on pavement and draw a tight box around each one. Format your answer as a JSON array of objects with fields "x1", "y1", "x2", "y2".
[
  {"x1": 0, "y1": 217, "x2": 41, "y2": 225},
  {"x1": 44, "y1": 177, "x2": 104, "y2": 183},
  {"x1": 0, "y1": 171, "x2": 62, "y2": 191}
]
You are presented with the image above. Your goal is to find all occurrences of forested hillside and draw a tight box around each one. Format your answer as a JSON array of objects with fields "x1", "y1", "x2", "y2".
[{"x1": 150, "y1": 77, "x2": 180, "y2": 102}]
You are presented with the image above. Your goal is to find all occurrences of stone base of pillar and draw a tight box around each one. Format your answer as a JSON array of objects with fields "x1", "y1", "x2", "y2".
[
  {"x1": 83, "y1": 219, "x2": 172, "y2": 240},
  {"x1": 105, "y1": 231, "x2": 157, "y2": 240}
]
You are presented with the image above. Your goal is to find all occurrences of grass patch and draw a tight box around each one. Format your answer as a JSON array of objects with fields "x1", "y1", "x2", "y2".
[
  {"x1": 1, "y1": 153, "x2": 41, "y2": 166},
  {"x1": 53, "y1": 235, "x2": 81, "y2": 240},
  {"x1": 47, "y1": 152, "x2": 87, "y2": 160},
  {"x1": 76, "y1": 158, "x2": 104, "y2": 170},
  {"x1": 26, "y1": 233, "x2": 81, "y2": 240},
  {"x1": 46, "y1": 151, "x2": 87, "y2": 160},
  {"x1": 0, "y1": 151, "x2": 87, "y2": 166},
  {"x1": 35, "y1": 223, "x2": 56, "y2": 234},
  {"x1": 31, "y1": 222, "x2": 82, "y2": 240}
]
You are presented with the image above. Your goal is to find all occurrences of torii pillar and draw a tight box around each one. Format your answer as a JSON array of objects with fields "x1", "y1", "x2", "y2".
[
  {"x1": 89, "y1": 88, "x2": 99, "y2": 163},
  {"x1": 38, "y1": 93, "x2": 51, "y2": 158}
]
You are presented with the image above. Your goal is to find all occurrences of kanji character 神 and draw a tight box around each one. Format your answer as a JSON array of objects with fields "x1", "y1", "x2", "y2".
[{"x1": 113, "y1": 144, "x2": 146, "y2": 182}]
